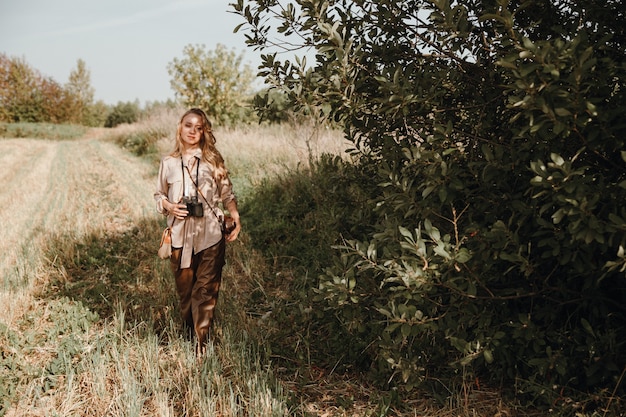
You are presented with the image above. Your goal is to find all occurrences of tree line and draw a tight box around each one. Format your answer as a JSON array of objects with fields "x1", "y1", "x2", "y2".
[
  {"x1": 1, "y1": 43, "x2": 296, "y2": 128},
  {"x1": 1, "y1": 54, "x2": 99, "y2": 125},
  {"x1": 0, "y1": 53, "x2": 158, "y2": 127}
]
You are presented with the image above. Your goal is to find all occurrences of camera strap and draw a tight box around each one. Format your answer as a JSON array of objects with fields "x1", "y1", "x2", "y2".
[
  {"x1": 181, "y1": 157, "x2": 199, "y2": 198},
  {"x1": 181, "y1": 156, "x2": 222, "y2": 223}
]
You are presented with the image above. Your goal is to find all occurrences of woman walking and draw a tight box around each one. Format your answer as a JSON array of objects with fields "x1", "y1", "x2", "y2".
[{"x1": 154, "y1": 108, "x2": 241, "y2": 355}]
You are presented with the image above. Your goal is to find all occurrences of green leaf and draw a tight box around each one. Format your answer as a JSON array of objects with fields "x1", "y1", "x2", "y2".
[
  {"x1": 581, "y1": 318, "x2": 595, "y2": 337},
  {"x1": 449, "y1": 336, "x2": 469, "y2": 353},
  {"x1": 522, "y1": 37, "x2": 534, "y2": 50},
  {"x1": 366, "y1": 242, "x2": 377, "y2": 261},
  {"x1": 424, "y1": 219, "x2": 433, "y2": 233},
  {"x1": 519, "y1": 50, "x2": 533, "y2": 59},
  {"x1": 422, "y1": 185, "x2": 435, "y2": 198},
  {"x1": 433, "y1": 243, "x2": 451, "y2": 260},
  {"x1": 552, "y1": 208, "x2": 565, "y2": 224},
  {"x1": 377, "y1": 307, "x2": 392, "y2": 318},
  {"x1": 399, "y1": 226, "x2": 413, "y2": 240},
  {"x1": 429, "y1": 226, "x2": 441, "y2": 241},
  {"x1": 550, "y1": 153, "x2": 565, "y2": 166},
  {"x1": 438, "y1": 186, "x2": 448, "y2": 203},
  {"x1": 455, "y1": 248, "x2": 472, "y2": 263}
]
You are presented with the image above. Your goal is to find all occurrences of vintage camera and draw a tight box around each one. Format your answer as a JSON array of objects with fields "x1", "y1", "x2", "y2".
[{"x1": 183, "y1": 196, "x2": 204, "y2": 217}]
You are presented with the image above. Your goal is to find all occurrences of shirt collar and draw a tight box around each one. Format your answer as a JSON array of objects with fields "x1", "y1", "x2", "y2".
[{"x1": 183, "y1": 149, "x2": 202, "y2": 166}]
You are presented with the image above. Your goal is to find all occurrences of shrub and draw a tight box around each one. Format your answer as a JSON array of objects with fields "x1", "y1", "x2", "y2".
[
  {"x1": 235, "y1": 0, "x2": 626, "y2": 412},
  {"x1": 105, "y1": 101, "x2": 140, "y2": 128},
  {"x1": 104, "y1": 107, "x2": 177, "y2": 160}
]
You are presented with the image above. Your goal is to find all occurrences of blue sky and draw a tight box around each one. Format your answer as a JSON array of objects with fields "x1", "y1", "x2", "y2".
[{"x1": 0, "y1": 0, "x2": 263, "y2": 104}]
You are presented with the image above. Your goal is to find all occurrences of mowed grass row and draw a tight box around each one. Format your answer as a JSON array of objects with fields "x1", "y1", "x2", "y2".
[
  {"x1": 0, "y1": 133, "x2": 295, "y2": 416},
  {"x1": 0, "y1": 139, "x2": 57, "y2": 292}
]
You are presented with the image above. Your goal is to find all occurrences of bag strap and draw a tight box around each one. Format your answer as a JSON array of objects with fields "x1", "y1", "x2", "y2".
[{"x1": 160, "y1": 227, "x2": 171, "y2": 245}]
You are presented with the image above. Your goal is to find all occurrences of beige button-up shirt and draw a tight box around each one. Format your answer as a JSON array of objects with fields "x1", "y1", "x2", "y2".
[{"x1": 154, "y1": 150, "x2": 236, "y2": 268}]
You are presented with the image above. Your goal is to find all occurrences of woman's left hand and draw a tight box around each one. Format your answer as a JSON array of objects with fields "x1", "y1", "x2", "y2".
[{"x1": 225, "y1": 218, "x2": 241, "y2": 242}]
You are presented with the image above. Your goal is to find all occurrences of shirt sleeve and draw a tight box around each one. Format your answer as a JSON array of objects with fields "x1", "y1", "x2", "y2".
[
  {"x1": 154, "y1": 157, "x2": 169, "y2": 215},
  {"x1": 218, "y1": 175, "x2": 237, "y2": 208}
]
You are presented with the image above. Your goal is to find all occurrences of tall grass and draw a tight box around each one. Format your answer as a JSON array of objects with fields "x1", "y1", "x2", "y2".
[
  {"x1": 103, "y1": 106, "x2": 350, "y2": 187},
  {"x1": 217, "y1": 121, "x2": 350, "y2": 198},
  {"x1": 102, "y1": 107, "x2": 180, "y2": 163}
]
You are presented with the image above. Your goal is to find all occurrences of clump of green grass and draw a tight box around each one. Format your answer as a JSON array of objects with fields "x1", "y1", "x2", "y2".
[
  {"x1": 103, "y1": 106, "x2": 179, "y2": 162},
  {"x1": 0, "y1": 122, "x2": 87, "y2": 140}
]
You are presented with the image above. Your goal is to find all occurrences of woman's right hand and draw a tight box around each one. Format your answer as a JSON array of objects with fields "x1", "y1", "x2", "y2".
[{"x1": 165, "y1": 200, "x2": 189, "y2": 220}]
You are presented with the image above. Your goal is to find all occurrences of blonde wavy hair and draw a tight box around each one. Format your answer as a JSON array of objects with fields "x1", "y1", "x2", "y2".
[{"x1": 170, "y1": 108, "x2": 227, "y2": 181}]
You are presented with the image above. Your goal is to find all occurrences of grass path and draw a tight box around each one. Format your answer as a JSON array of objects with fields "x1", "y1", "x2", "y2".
[{"x1": 0, "y1": 134, "x2": 288, "y2": 416}]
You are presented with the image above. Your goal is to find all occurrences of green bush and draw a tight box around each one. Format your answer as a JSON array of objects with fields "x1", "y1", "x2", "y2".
[
  {"x1": 120, "y1": 131, "x2": 159, "y2": 157},
  {"x1": 253, "y1": 89, "x2": 292, "y2": 124},
  {"x1": 236, "y1": 0, "x2": 626, "y2": 412}
]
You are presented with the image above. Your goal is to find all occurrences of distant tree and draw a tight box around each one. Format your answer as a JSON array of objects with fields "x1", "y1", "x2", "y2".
[
  {"x1": 0, "y1": 54, "x2": 43, "y2": 122},
  {"x1": 142, "y1": 98, "x2": 179, "y2": 116},
  {"x1": 38, "y1": 76, "x2": 72, "y2": 123},
  {"x1": 167, "y1": 43, "x2": 255, "y2": 125},
  {"x1": 83, "y1": 100, "x2": 109, "y2": 127},
  {"x1": 65, "y1": 59, "x2": 95, "y2": 125},
  {"x1": 0, "y1": 53, "x2": 74, "y2": 123},
  {"x1": 0, "y1": 54, "x2": 12, "y2": 122},
  {"x1": 105, "y1": 101, "x2": 140, "y2": 127},
  {"x1": 0, "y1": 54, "x2": 14, "y2": 122}
]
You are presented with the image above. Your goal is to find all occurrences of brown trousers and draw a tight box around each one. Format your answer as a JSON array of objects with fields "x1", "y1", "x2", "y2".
[{"x1": 170, "y1": 239, "x2": 225, "y2": 353}]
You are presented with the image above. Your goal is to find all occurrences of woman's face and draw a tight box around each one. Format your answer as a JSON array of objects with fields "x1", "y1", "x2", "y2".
[{"x1": 179, "y1": 113, "x2": 204, "y2": 149}]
